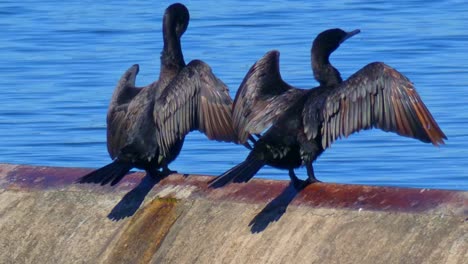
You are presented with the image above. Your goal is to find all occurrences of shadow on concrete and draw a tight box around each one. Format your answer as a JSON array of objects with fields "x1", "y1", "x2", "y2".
[
  {"x1": 107, "y1": 174, "x2": 161, "y2": 220},
  {"x1": 249, "y1": 181, "x2": 306, "y2": 233}
]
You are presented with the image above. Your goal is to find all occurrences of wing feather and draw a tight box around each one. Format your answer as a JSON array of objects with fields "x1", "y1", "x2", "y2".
[
  {"x1": 154, "y1": 60, "x2": 236, "y2": 156},
  {"x1": 232, "y1": 50, "x2": 306, "y2": 143},
  {"x1": 304, "y1": 62, "x2": 446, "y2": 148},
  {"x1": 106, "y1": 64, "x2": 142, "y2": 159}
]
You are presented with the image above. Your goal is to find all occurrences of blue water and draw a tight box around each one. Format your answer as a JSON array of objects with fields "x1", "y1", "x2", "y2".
[{"x1": 1, "y1": 0, "x2": 467, "y2": 190}]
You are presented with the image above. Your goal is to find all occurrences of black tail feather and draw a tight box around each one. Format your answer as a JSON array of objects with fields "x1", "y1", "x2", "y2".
[
  {"x1": 209, "y1": 156, "x2": 264, "y2": 188},
  {"x1": 77, "y1": 160, "x2": 133, "y2": 186}
]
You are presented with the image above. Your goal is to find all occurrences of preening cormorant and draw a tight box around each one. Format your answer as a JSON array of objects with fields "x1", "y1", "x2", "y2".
[
  {"x1": 210, "y1": 28, "x2": 446, "y2": 189},
  {"x1": 78, "y1": 3, "x2": 236, "y2": 186}
]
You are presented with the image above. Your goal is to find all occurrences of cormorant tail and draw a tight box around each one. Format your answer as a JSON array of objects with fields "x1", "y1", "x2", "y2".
[
  {"x1": 77, "y1": 160, "x2": 133, "y2": 186},
  {"x1": 209, "y1": 156, "x2": 264, "y2": 188}
]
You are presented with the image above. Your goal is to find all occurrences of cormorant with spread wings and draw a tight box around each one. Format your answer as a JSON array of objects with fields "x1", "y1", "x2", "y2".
[
  {"x1": 78, "y1": 3, "x2": 236, "y2": 186},
  {"x1": 210, "y1": 28, "x2": 446, "y2": 189}
]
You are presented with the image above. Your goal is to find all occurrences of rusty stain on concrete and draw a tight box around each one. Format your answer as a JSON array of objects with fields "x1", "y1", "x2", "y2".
[
  {"x1": 0, "y1": 163, "x2": 467, "y2": 264},
  {"x1": 1, "y1": 163, "x2": 465, "y2": 215},
  {"x1": 103, "y1": 198, "x2": 181, "y2": 264}
]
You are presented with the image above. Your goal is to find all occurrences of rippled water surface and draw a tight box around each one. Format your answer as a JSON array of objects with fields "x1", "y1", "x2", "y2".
[{"x1": 1, "y1": 0, "x2": 467, "y2": 190}]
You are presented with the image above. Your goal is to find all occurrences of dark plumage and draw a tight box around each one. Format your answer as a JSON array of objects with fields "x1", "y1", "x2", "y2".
[
  {"x1": 210, "y1": 28, "x2": 446, "y2": 189},
  {"x1": 78, "y1": 3, "x2": 236, "y2": 186}
]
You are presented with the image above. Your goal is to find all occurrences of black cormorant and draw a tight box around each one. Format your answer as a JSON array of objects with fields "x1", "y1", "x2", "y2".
[
  {"x1": 78, "y1": 3, "x2": 236, "y2": 186},
  {"x1": 210, "y1": 28, "x2": 446, "y2": 189}
]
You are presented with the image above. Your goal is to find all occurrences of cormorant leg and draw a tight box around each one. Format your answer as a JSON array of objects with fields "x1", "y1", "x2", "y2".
[
  {"x1": 289, "y1": 168, "x2": 308, "y2": 190},
  {"x1": 147, "y1": 166, "x2": 162, "y2": 179},
  {"x1": 248, "y1": 135, "x2": 257, "y2": 143},
  {"x1": 305, "y1": 162, "x2": 321, "y2": 183},
  {"x1": 161, "y1": 163, "x2": 177, "y2": 176}
]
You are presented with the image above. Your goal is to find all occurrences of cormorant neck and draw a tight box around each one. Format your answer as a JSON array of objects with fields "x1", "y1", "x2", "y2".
[
  {"x1": 159, "y1": 22, "x2": 186, "y2": 82},
  {"x1": 311, "y1": 51, "x2": 342, "y2": 87}
]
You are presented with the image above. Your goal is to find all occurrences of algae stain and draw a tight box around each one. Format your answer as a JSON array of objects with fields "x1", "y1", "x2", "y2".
[
  {"x1": 156, "y1": 196, "x2": 178, "y2": 204},
  {"x1": 104, "y1": 197, "x2": 180, "y2": 264}
]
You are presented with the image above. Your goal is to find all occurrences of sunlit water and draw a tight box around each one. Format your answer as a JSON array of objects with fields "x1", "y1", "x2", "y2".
[{"x1": 1, "y1": 0, "x2": 467, "y2": 190}]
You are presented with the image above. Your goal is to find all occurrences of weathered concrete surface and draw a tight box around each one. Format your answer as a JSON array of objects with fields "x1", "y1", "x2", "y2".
[{"x1": 0, "y1": 163, "x2": 466, "y2": 264}]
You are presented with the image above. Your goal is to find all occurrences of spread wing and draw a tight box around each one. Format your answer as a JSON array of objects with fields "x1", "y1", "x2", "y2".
[
  {"x1": 303, "y1": 62, "x2": 447, "y2": 149},
  {"x1": 233, "y1": 50, "x2": 306, "y2": 143},
  {"x1": 154, "y1": 60, "x2": 237, "y2": 157},
  {"x1": 106, "y1": 64, "x2": 143, "y2": 159}
]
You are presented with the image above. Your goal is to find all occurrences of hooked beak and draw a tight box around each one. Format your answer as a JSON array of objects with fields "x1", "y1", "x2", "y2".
[{"x1": 340, "y1": 29, "x2": 360, "y2": 43}]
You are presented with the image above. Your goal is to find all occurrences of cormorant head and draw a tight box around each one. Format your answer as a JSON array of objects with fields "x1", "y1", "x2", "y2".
[
  {"x1": 163, "y1": 3, "x2": 190, "y2": 38},
  {"x1": 311, "y1": 28, "x2": 360, "y2": 86},
  {"x1": 312, "y1": 28, "x2": 360, "y2": 60}
]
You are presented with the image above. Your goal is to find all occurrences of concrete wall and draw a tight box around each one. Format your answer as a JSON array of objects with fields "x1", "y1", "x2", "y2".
[{"x1": 0, "y1": 163, "x2": 466, "y2": 263}]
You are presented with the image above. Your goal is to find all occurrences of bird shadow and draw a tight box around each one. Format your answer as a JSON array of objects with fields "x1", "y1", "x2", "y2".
[
  {"x1": 249, "y1": 181, "x2": 306, "y2": 233},
  {"x1": 107, "y1": 174, "x2": 161, "y2": 221}
]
